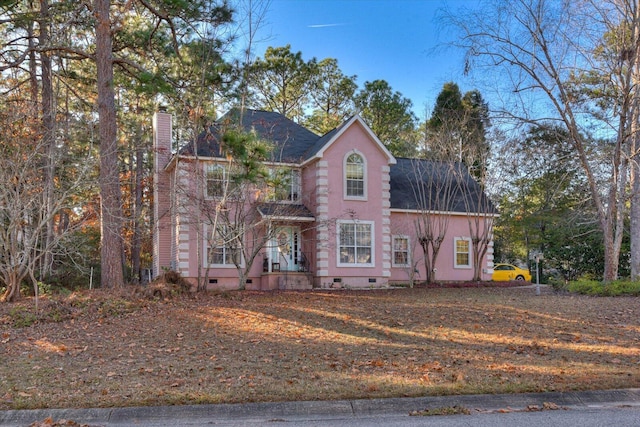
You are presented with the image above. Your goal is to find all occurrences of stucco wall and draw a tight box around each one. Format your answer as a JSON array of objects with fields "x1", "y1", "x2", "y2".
[
  {"x1": 313, "y1": 121, "x2": 393, "y2": 287},
  {"x1": 154, "y1": 111, "x2": 493, "y2": 290},
  {"x1": 389, "y1": 211, "x2": 493, "y2": 283}
]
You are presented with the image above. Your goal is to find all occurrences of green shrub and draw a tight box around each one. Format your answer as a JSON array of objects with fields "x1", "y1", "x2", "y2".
[
  {"x1": 9, "y1": 306, "x2": 38, "y2": 327},
  {"x1": 547, "y1": 276, "x2": 568, "y2": 292},
  {"x1": 605, "y1": 280, "x2": 640, "y2": 296},
  {"x1": 568, "y1": 279, "x2": 640, "y2": 296},
  {"x1": 568, "y1": 279, "x2": 602, "y2": 295}
]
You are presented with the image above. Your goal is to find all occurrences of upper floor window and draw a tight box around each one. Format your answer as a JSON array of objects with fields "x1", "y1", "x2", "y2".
[
  {"x1": 454, "y1": 237, "x2": 472, "y2": 269},
  {"x1": 206, "y1": 163, "x2": 239, "y2": 199},
  {"x1": 270, "y1": 168, "x2": 301, "y2": 202},
  {"x1": 345, "y1": 152, "x2": 366, "y2": 199},
  {"x1": 206, "y1": 164, "x2": 225, "y2": 198}
]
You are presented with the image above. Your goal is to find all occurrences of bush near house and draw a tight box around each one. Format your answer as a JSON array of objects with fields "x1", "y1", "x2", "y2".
[{"x1": 568, "y1": 279, "x2": 640, "y2": 296}]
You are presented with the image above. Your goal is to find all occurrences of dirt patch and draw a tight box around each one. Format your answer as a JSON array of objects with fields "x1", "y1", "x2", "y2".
[{"x1": 1, "y1": 287, "x2": 638, "y2": 409}]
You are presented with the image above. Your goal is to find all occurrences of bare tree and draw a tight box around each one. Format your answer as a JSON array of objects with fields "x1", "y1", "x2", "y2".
[
  {"x1": 0, "y1": 101, "x2": 91, "y2": 302},
  {"x1": 457, "y1": 163, "x2": 496, "y2": 282},
  {"x1": 629, "y1": 1, "x2": 640, "y2": 280},
  {"x1": 445, "y1": 0, "x2": 640, "y2": 282},
  {"x1": 235, "y1": 0, "x2": 272, "y2": 114},
  {"x1": 407, "y1": 160, "x2": 460, "y2": 284},
  {"x1": 632, "y1": 118, "x2": 640, "y2": 279}
]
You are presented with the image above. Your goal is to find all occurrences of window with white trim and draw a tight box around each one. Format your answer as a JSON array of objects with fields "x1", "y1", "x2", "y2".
[
  {"x1": 454, "y1": 237, "x2": 472, "y2": 268},
  {"x1": 392, "y1": 235, "x2": 410, "y2": 267},
  {"x1": 206, "y1": 224, "x2": 242, "y2": 267},
  {"x1": 206, "y1": 164, "x2": 225, "y2": 198},
  {"x1": 345, "y1": 153, "x2": 365, "y2": 198},
  {"x1": 338, "y1": 220, "x2": 374, "y2": 266},
  {"x1": 206, "y1": 163, "x2": 240, "y2": 199},
  {"x1": 270, "y1": 168, "x2": 301, "y2": 202}
]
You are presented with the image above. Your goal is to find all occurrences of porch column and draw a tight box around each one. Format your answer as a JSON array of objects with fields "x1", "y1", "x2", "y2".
[{"x1": 267, "y1": 222, "x2": 273, "y2": 273}]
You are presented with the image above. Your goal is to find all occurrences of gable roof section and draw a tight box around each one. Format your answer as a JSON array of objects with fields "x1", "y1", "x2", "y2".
[
  {"x1": 180, "y1": 109, "x2": 320, "y2": 163},
  {"x1": 302, "y1": 115, "x2": 396, "y2": 165},
  {"x1": 390, "y1": 158, "x2": 497, "y2": 215}
]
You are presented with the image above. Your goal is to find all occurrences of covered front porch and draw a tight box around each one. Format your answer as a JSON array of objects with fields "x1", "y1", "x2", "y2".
[
  {"x1": 258, "y1": 203, "x2": 315, "y2": 290},
  {"x1": 261, "y1": 225, "x2": 313, "y2": 290}
]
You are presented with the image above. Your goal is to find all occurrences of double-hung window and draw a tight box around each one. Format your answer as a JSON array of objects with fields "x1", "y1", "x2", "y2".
[
  {"x1": 392, "y1": 236, "x2": 410, "y2": 267},
  {"x1": 207, "y1": 225, "x2": 241, "y2": 267},
  {"x1": 206, "y1": 164, "x2": 225, "y2": 198},
  {"x1": 206, "y1": 164, "x2": 240, "y2": 199},
  {"x1": 271, "y1": 168, "x2": 301, "y2": 202},
  {"x1": 454, "y1": 237, "x2": 472, "y2": 268},
  {"x1": 345, "y1": 153, "x2": 365, "y2": 198},
  {"x1": 338, "y1": 220, "x2": 374, "y2": 266}
]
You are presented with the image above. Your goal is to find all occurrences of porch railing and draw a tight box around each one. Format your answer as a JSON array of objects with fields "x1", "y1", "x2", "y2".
[{"x1": 262, "y1": 252, "x2": 312, "y2": 274}]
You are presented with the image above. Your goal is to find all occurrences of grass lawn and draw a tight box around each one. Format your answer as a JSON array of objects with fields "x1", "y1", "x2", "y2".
[{"x1": 1, "y1": 286, "x2": 638, "y2": 409}]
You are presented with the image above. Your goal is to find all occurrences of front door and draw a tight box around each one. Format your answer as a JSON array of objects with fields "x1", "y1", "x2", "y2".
[{"x1": 271, "y1": 227, "x2": 301, "y2": 272}]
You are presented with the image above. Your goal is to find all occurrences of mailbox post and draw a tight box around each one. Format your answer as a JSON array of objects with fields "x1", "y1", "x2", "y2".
[{"x1": 530, "y1": 251, "x2": 543, "y2": 296}]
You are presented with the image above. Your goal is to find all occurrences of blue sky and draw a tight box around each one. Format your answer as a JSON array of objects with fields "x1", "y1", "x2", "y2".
[{"x1": 254, "y1": 0, "x2": 475, "y2": 120}]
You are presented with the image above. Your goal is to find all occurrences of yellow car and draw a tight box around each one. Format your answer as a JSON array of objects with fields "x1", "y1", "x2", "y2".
[{"x1": 492, "y1": 263, "x2": 532, "y2": 282}]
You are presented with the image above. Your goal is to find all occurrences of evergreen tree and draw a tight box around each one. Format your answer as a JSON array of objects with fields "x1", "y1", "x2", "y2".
[
  {"x1": 426, "y1": 82, "x2": 490, "y2": 178},
  {"x1": 354, "y1": 79, "x2": 417, "y2": 157},
  {"x1": 305, "y1": 58, "x2": 357, "y2": 134}
]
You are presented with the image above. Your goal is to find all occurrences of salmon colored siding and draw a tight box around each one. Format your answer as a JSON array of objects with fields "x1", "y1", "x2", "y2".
[
  {"x1": 388, "y1": 211, "x2": 493, "y2": 283},
  {"x1": 152, "y1": 111, "x2": 494, "y2": 289},
  {"x1": 311, "y1": 121, "x2": 393, "y2": 287}
]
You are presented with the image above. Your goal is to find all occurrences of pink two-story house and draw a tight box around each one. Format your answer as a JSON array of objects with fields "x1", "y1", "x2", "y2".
[{"x1": 153, "y1": 109, "x2": 496, "y2": 290}]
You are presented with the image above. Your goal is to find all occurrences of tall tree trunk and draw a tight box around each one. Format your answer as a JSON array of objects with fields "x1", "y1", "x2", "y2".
[
  {"x1": 630, "y1": 111, "x2": 640, "y2": 279},
  {"x1": 631, "y1": 147, "x2": 640, "y2": 280},
  {"x1": 630, "y1": 4, "x2": 640, "y2": 282},
  {"x1": 95, "y1": 0, "x2": 124, "y2": 288},
  {"x1": 40, "y1": 0, "x2": 56, "y2": 279},
  {"x1": 131, "y1": 141, "x2": 144, "y2": 283},
  {"x1": 602, "y1": 220, "x2": 620, "y2": 283},
  {"x1": 419, "y1": 240, "x2": 434, "y2": 284}
]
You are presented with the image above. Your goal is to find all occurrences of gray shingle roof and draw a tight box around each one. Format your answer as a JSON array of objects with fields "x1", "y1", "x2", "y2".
[
  {"x1": 180, "y1": 109, "x2": 321, "y2": 163},
  {"x1": 390, "y1": 158, "x2": 497, "y2": 214},
  {"x1": 179, "y1": 109, "x2": 495, "y2": 215},
  {"x1": 302, "y1": 121, "x2": 344, "y2": 159}
]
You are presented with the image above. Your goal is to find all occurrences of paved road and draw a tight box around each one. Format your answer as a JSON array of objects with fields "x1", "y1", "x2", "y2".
[{"x1": 1, "y1": 389, "x2": 639, "y2": 427}]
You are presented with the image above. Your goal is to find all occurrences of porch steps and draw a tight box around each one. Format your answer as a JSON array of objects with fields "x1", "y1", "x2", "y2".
[
  {"x1": 278, "y1": 272, "x2": 312, "y2": 290},
  {"x1": 262, "y1": 272, "x2": 312, "y2": 290}
]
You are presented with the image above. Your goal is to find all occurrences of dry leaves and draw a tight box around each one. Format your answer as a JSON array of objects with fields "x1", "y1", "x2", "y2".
[
  {"x1": 29, "y1": 418, "x2": 92, "y2": 427},
  {"x1": 1, "y1": 287, "x2": 639, "y2": 410}
]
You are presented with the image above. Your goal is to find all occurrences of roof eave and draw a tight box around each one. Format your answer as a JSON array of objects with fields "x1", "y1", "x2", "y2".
[
  {"x1": 259, "y1": 214, "x2": 316, "y2": 222},
  {"x1": 389, "y1": 208, "x2": 500, "y2": 217},
  {"x1": 301, "y1": 115, "x2": 397, "y2": 166}
]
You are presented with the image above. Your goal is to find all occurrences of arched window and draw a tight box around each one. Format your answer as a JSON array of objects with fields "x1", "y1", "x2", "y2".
[{"x1": 345, "y1": 152, "x2": 365, "y2": 198}]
